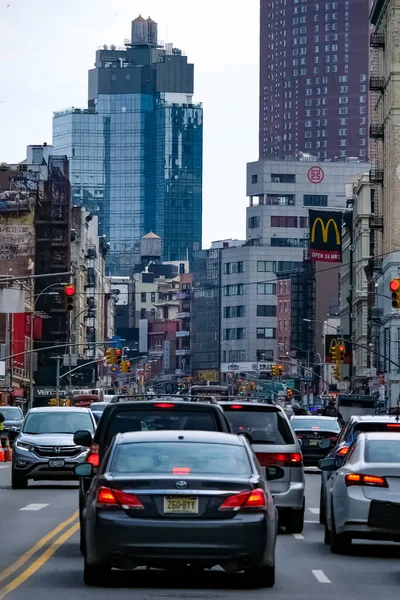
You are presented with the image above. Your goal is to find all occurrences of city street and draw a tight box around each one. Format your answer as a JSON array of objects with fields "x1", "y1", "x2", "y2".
[{"x1": 0, "y1": 466, "x2": 399, "y2": 599}]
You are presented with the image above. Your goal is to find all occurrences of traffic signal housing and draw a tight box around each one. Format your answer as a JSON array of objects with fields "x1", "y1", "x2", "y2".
[
  {"x1": 271, "y1": 365, "x2": 277, "y2": 376},
  {"x1": 64, "y1": 284, "x2": 75, "y2": 311},
  {"x1": 333, "y1": 363, "x2": 341, "y2": 380},
  {"x1": 278, "y1": 365, "x2": 283, "y2": 376},
  {"x1": 339, "y1": 344, "x2": 345, "y2": 362},
  {"x1": 115, "y1": 349, "x2": 122, "y2": 365},
  {"x1": 121, "y1": 361, "x2": 131, "y2": 374},
  {"x1": 390, "y1": 279, "x2": 400, "y2": 308},
  {"x1": 106, "y1": 348, "x2": 114, "y2": 364},
  {"x1": 331, "y1": 345, "x2": 340, "y2": 362}
]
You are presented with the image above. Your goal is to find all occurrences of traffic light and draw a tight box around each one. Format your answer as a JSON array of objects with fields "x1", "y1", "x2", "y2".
[
  {"x1": 271, "y1": 365, "x2": 277, "y2": 376},
  {"x1": 115, "y1": 349, "x2": 122, "y2": 365},
  {"x1": 64, "y1": 283, "x2": 75, "y2": 311},
  {"x1": 339, "y1": 344, "x2": 345, "y2": 362},
  {"x1": 333, "y1": 364, "x2": 341, "y2": 380},
  {"x1": 121, "y1": 361, "x2": 131, "y2": 373},
  {"x1": 390, "y1": 279, "x2": 400, "y2": 308},
  {"x1": 278, "y1": 365, "x2": 283, "y2": 376},
  {"x1": 287, "y1": 389, "x2": 293, "y2": 397},
  {"x1": 331, "y1": 345, "x2": 340, "y2": 362},
  {"x1": 106, "y1": 348, "x2": 114, "y2": 364}
]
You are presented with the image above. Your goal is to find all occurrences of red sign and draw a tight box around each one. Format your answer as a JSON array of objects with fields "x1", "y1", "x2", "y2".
[{"x1": 308, "y1": 166, "x2": 324, "y2": 184}]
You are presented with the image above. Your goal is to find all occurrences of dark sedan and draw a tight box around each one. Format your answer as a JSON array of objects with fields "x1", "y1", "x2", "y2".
[
  {"x1": 78, "y1": 430, "x2": 278, "y2": 588},
  {"x1": 0, "y1": 406, "x2": 24, "y2": 445},
  {"x1": 291, "y1": 416, "x2": 342, "y2": 466}
]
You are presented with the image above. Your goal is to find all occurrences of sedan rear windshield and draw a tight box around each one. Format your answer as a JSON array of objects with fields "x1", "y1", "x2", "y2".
[
  {"x1": 23, "y1": 412, "x2": 95, "y2": 435},
  {"x1": 110, "y1": 442, "x2": 251, "y2": 476},
  {"x1": 103, "y1": 410, "x2": 218, "y2": 448},
  {"x1": 365, "y1": 440, "x2": 400, "y2": 463},
  {"x1": 224, "y1": 410, "x2": 294, "y2": 444},
  {"x1": 292, "y1": 418, "x2": 341, "y2": 432}
]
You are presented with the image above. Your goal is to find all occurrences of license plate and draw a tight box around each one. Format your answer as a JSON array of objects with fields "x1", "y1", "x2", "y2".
[
  {"x1": 164, "y1": 496, "x2": 199, "y2": 514},
  {"x1": 309, "y1": 439, "x2": 320, "y2": 446},
  {"x1": 48, "y1": 459, "x2": 65, "y2": 468}
]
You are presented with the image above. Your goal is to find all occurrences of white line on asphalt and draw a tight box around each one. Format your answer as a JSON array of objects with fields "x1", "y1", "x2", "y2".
[
  {"x1": 312, "y1": 570, "x2": 331, "y2": 584},
  {"x1": 308, "y1": 508, "x2": 320, "y2": 514},
  {"x1": 20, "y1": 504, "x2": 49, "y2": 511},
  {"x1": 293, "y1": 533, "x2": 304, "y2": 539}
]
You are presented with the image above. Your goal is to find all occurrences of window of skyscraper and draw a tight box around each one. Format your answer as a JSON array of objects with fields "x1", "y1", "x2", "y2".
[{"x1": 303, "y1": 195, "x2": 328, "y2": 207}]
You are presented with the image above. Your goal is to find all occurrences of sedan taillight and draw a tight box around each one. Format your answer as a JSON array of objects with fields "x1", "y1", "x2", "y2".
[
  {"x1": 345, "y1": 474, "x2": 388, "y2": 488},
  {"x1": 97, "y1": 486, "x2": 144, "y2": 509},
  {"x1": 256, "y1": 452, "x2": 303, "y2": 467},
  {"x1": 219, "y1": 488, "x2": 266, "y2": 511},
  {"x1": 87, "y1": 443, "x2": 100, "y2": 467}
]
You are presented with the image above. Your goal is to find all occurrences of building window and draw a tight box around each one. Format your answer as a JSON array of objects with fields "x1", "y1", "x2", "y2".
[
  {"x1": 224, "y1": 328, "x2": 246, "y2": 341},
  {"x1": 141, "y1": 293, "x2": 146, "y2": 303},
  {"x1": 257, "y1": 283, "x2": 276, "y2": 295},
  {"x1": 271, "y1": 216, "x2": 298, "y2": 227},
  {"x1": 257, "y1": 261, "x2": 275, "y2": 272},
  {"x1": 223, "y1": 284, "x2": 246, "y2": 296},
  {"x1": 271, "y1": 238, "x2": 306, "y2": 247},
  {"x1": 271, "y1": 173, "x2": 296, "y2": 183},
  {"x1": 223, "y1": 306, "x2": 246, "y2": 318},
  {"x1": 257, "y1": 305, "x2": 276, "y2": 317},
  {"x1": 248, "y1": 216, "x2": 260, "y2": 229},
  {"x1": 224, "y1": 262, "x2": 246, "y2": 274},
  {"x1": 151, "y1": 292, "x2": 156, "y2": 303},
  {"x1": 266, "y1": 194, "x2": 295, "y2": 206},
  {"x1": 299, "y1": 216, "x2": 309, "y2": 228},
  {"x1": 257, "y1": 328, "x2": 276, "y2": 339},
  {"x1": 140, "y1": 308, "x2": 146, "y2": 319},
  {"x1": 251, "y1": 174, "x2": 258, "y2": 184},
  {"x1": 303, "y1": 194, "x2": 328, "y2": 207}
]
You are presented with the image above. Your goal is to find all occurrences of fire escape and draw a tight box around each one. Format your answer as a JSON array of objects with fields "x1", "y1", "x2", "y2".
[{"x1": 85, "y1": 246, "x2": 97, "y2": 360}]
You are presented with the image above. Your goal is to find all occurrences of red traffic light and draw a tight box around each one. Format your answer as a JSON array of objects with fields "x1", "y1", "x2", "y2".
[
  {"x1": 339, "y1": 345, "x2": 345, "y2": 352},
  {"x1": 116, "y1": 349, "x2": 121, "y2": 355},
  {"x1": 64, "y1": 284, "x2": 75, "y2": 297},
  {"x1": 390, "y1": 280, "x2": 400, "y2": 292}
]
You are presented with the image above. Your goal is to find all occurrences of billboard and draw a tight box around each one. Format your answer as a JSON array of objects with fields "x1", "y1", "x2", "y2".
[
  {"x1": 0, "y1": 201, "x2": 35, "y2": 277},
  {"x1": 309, "y1": 209, "x2": 342, "y2": 262},
  {"x1": 325, "y1": 335, "x2": 352, "y2": 365}
]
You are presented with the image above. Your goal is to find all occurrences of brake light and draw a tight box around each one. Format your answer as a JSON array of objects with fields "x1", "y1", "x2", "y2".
[
  {"x1": 345, "y1": 474, "x2": 388, "y2": 488},
  {"x1": 219, "y1": 488, "x2": 266, "y2": 511},
  {"x1": 87, "y1": 443, "x2": 100, "y2": 467},
  {"x1": 155, "y1": 403, "x2": 175, "y2": 408},
  {"x1": 337, "y1": 446, "x2": 349, "y2": 456},
  {"x1": 387, "y1": 424, "x2": 400, "y2": 429},
  {"x1": 230, "y1": 405, "x2": 243, "y2": 409},
  {"x1": 256, "y1": 452, "x2": 303, "y2": 467},
  {"x1": 172, "y1": 467, "x2": 191, "y2": 474},
  {"x1": 97, "y1": 487, "x2": 144, "y2": 509}
]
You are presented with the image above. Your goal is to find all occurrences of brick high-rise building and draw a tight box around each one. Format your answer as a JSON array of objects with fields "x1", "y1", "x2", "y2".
[{"x1": 259, "y1": 0, "x2": 370, "y2": 160}]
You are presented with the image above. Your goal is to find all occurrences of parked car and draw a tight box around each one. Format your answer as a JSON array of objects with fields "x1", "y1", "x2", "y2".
[
  {"x1": 319, "y1": 415, "x2": 400, "y2": 524},
  {"x1": 74, "y1": 400, "x2": 233, "y2": 553},
  {"x1": 78, "y1": 430, "x2": 278, "y2": 587},
  {"x1": 322, "y1": 431, "x2": 400, "y2": 553},
  {"x1": 0, "y1": 406, "x2": 24, "y2": 445},
  {"x1": 12, "y1": 407, "x2": 96, "y2": 489},
  {"x1": 291, "y1": 416, "x2": 342, "y2": 466},
  {"x1": 219, "y1": 402, "x2": 305, "y2": 533}
]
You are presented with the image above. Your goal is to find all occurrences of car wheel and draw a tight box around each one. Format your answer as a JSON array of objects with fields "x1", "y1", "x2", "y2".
[
  {"x1": 11, "y1": 470, "x2": 27, "y2": 490},
  {"x1": 79, "y1": 519, "x2": 86, "y2": 556},
  {"x1": 285, "y1": 500, "x2": 305, "y2": 534},
  {"x1": 83, "y1": 558, "x2": 111, "y2": 586},
  {"x1": 319, "y1": 487, "x2": 326, "y2": 525},
  {"x1": 245, "y1": 565, "x2": 275, "y2": 588},
  {"x1": 330, "y1": 511, "x2": 351, "y2": 554}
]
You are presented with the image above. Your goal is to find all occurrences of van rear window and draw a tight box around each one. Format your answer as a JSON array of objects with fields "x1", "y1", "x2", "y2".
[
  {"x1": 104, "y1": 410, "x2": 217, "y2": 447},
  {"x1": 224, "y1": 410, "x2": 294, "y2": 444}
]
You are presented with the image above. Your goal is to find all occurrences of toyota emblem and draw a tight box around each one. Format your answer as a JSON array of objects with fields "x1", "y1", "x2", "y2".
[{"x1": 175, "y1": 481, "x2": 188, "y2": 489}]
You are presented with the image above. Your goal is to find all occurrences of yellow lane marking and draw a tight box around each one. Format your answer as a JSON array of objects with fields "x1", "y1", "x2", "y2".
[
  {"x1": 0, "y1": 521, "x2": 80, "y2": 600},
  {"x1": 0, "y1": 510, "x2": 79, "y2": 585}
]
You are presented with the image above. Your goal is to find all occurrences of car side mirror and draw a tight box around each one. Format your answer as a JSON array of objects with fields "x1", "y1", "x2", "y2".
[
  {"x1": 74, "y1": 463, "x2": 93, "y2": 477},
  {"x1": 237, "y1": 431, "x2": 253, "y2": 444},
  {"x1": 74, "y1": 430, "x2": 93, "y2": 447},
  {"x1": 319, "y1": 457, "x2": 337, "y2": 471}
]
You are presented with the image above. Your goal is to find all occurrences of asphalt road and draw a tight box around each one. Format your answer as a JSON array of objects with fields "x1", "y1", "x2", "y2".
[{"x1": 0, "y1": 465, "x2": 399, "y2": 599}]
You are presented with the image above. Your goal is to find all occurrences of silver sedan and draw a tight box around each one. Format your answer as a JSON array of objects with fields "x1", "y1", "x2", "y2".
[{"x1": 321, "y1": 431, "x2": 400, "y2": 554}]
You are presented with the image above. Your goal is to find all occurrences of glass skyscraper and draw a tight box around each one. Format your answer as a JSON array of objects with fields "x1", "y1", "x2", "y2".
[{"x1": 53, "y1": 16, "x2": 203, "y2": 275}]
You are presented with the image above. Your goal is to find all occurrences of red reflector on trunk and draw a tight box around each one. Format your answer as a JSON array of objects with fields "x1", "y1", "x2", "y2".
[
  {"x1": 387, "y1": 424, "x2": 400, "y2": 429},
  {"x1": 230, "y1": 405, "x2": 243, "y2": 409},
  {"x1": 155, "y1": 403, "x2": 175, "y2": 408},
  {"x1": 256, "y1": 452, "x2": 302, "y2": 467},
  {"x1": 172, "y1": 467, "x2": 191, "y2": 474}
]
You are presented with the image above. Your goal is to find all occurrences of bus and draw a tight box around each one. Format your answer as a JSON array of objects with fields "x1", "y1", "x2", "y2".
[{"x1": 189, "y1": 385, "x2": 229, "y2": 399}]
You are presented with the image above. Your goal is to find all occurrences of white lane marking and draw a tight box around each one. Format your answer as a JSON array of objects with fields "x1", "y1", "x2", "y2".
[
  {"x1": 20, "y1": 504, "x2": 49, "y2": 511},
  {"x1": 308, "y1": 508, "x2": 320, "y2": 514},
  {"x1": 293, "y1": 533, "x2": 304, "y2": 539},
  {"x1": 312, "y1": 570, "x2": 331, "y2": 584}
]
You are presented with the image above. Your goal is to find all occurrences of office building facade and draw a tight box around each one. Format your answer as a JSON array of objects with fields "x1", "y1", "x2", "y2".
[
  {"x1": 53, "y1": 16, "x2": 203, "y2": 275},
  {"x1": 260, "y1": 0, "x2": 370, "y2": 160}
]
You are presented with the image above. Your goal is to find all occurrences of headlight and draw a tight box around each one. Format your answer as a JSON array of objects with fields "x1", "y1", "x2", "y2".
[{"x1": 15, "y1": 440, "x2": 33, "y2": 452}]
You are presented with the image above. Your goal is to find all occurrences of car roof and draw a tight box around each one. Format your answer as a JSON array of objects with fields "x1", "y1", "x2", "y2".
[
  {"x1": 352, "y1": 415, "x2": 400, "y2": 423},
  {"x1": 116, "y1": 430, "x2": 244, "y2": 445},
  {"x1": 359, "y1": 431, "x2": 400, "y2": 441},
  {"x1": 27, "y1": 407, "x2": 91, "y2": 413},
  {"x1": 292, "y1": 415, "x2": 337, "y2": 420}
]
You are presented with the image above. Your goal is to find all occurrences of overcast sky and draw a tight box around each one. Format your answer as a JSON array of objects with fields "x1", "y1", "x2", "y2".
[{"x1": 0, "y1": 0, "x2": 259, "y2": 247}]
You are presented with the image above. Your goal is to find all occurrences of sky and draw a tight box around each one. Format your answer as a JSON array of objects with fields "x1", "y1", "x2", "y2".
[{"x1": 0, "y1": 0, "x2": 259, "y2": 248}]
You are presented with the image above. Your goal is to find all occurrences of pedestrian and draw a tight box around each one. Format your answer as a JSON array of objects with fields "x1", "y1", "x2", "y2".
[
  {"x1": 0, "y1": 410, "x2": 4, "y2": 436},
  {"x1": 291, "y1": 402, "x2": 307, "y2": 416},
  {"x1": 321, "y1": 400, "x2": 344, "y2": 422}
]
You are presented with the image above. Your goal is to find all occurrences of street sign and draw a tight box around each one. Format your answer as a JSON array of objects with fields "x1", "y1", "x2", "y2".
[{"x1": 63, "y1": 354, "x2": 78, "y2": 367}]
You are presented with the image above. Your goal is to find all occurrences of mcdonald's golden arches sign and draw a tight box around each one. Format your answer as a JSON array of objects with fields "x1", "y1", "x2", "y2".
[{"x1": 309, "y1": 209, "x2": 342, "y2": 263}]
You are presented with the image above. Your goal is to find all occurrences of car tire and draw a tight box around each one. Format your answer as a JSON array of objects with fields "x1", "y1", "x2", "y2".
[
  {"x1": 319, "y1": 487, "x2": 326, "y2": 525},
  {"x1": 245, "y1": 565, "x2": 275, "y2": 588},
  {"x1": 285, "y1": 500, "x2": 305, "y2": 534},
  {"x1": 83, "y1": 559, "x2": 111, "y2": 587},
  {"x1": 11, "y1": 470, "x2": 27, "y2": 490},
  {"x1": 79, "y1": 519, "x2": 86, "y2": 556},
  {"x1": 330, "y1": 511, "x2": 351, "y2": 554}
]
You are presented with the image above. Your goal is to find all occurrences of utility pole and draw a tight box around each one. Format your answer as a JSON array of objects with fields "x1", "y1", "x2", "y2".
[{"x1": 55, "y1": 356, "x2": 62, "y2": 401}]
